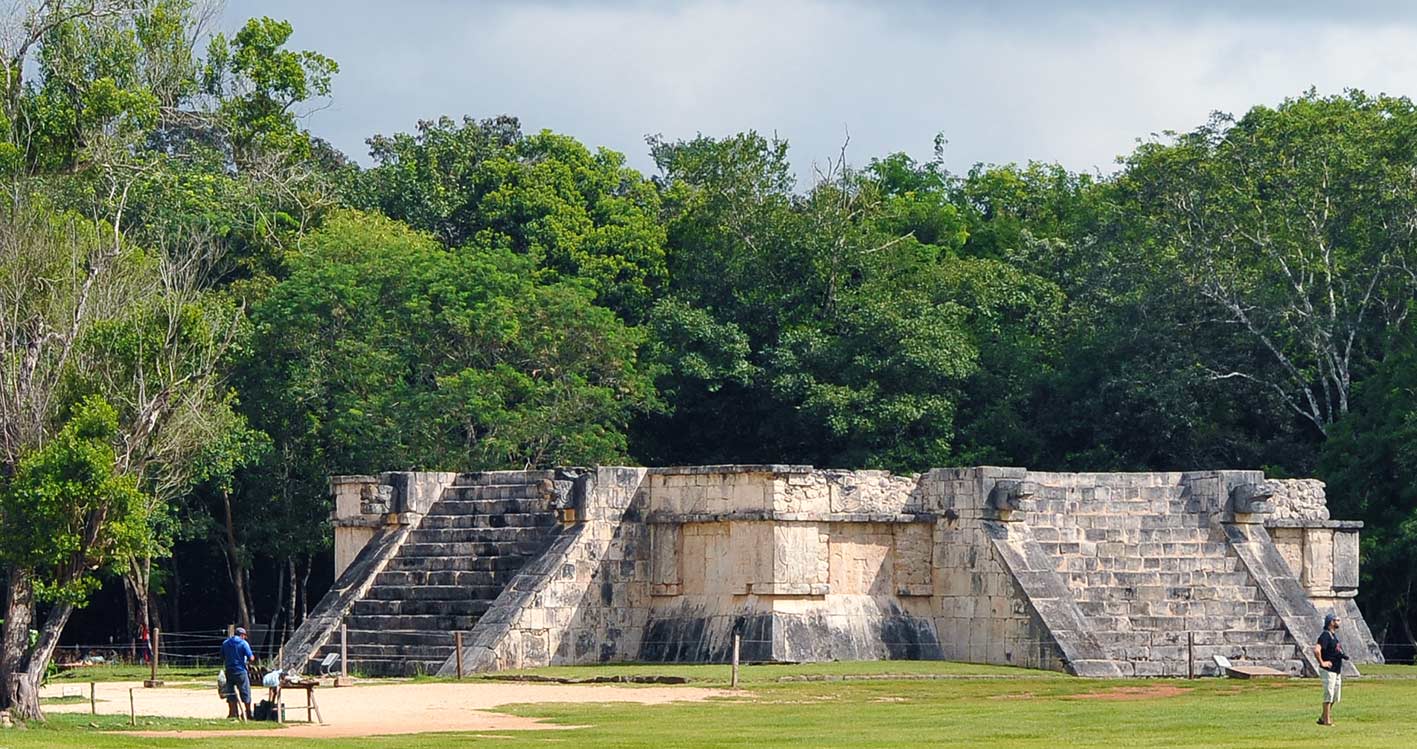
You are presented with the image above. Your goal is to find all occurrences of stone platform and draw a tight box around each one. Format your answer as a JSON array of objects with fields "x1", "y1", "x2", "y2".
[{"x1": 283, "y1": 466, "x2": 1381, "y2": 678}]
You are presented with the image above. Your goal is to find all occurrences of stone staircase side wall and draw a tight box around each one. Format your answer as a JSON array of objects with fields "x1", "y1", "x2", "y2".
[
  {"x1": 439, "y1": 467, "x2": 651, "y2": 674},
  {"x1": 980, "y1": 520, "x2": 1122, "y2": 677},
  {"x1": 1219, "y1": 521, "x2": 1328, "y2": 676},
  {"x1": 281, "y1": 523, "x2": 417, "y2": 673},
  {"x1": 1267, "y1": 519, "x2": 1382, "y2": 664},
  {"x1": 927, "y1": 468, "x2": 1109, "y2": 675}
]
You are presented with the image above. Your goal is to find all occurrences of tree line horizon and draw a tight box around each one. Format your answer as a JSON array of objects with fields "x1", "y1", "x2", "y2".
[{"x1": 2, "y1": 1, "x2": 1416, "y2": 720}]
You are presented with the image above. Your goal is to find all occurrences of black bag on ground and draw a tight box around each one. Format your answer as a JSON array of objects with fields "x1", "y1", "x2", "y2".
[{"x1": 252, "y1": 699, "x2": 279, "y2": 721}]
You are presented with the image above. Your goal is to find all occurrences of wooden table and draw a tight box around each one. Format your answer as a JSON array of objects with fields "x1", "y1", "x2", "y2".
[{"x1": 272, "y1": 680, "x2": 323, "y2": 724}]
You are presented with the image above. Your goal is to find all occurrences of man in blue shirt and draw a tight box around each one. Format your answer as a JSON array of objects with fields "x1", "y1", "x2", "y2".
[{"x1": 221, "y1": 627, "x2": 255, "y2": 720}]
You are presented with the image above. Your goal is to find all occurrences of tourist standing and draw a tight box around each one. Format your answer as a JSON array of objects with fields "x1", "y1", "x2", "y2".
[
  {"x1": 222, "y1": 627, "x2": 256, "y2": 720},
  {"x1": 1314, "y1": 613, "x2": 1345, "y2": 726}
]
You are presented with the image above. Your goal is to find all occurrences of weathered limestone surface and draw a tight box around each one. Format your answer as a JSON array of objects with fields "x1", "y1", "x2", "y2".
[
  {"x1": 439, "y1": 467, "x2": 651, "y2": 674},
  {"x1": 285, "y1": 470, "x2": 569, "y2": 675},
  {"x1": 1270, "y1": 479, "x2": 1330, "y2": 521},
  {"x1": 292, "y1": 464, "x2": 1381, "y2": 678}
]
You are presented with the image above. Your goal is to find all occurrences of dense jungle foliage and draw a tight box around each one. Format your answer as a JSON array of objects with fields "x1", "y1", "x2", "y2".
[{"x1": 2, "y1": 0, "x2": 1417, "y2": 717}]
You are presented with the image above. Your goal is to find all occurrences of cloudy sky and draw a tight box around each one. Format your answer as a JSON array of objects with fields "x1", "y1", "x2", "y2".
[{"x1": 222, "y1": 1, "x2": 1417, "y2": 179}]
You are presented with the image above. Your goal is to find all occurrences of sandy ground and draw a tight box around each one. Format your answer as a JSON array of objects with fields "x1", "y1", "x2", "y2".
[{"x1": 41, "y1": 679, "x2": 729, "y2": 739}]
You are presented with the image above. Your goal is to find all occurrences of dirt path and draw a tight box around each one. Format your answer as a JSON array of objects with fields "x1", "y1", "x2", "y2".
[{"x1": 43, "y1": 679, "x2": 729, "y2": 739}]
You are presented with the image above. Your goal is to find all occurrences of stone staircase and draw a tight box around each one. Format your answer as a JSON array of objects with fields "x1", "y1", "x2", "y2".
[
  {"x1": 1026, "y1": 484, "x2": 1305, "y2": 676},
  {"x1": 314, "y1": 471, "x2": 564, "y2": 676}
]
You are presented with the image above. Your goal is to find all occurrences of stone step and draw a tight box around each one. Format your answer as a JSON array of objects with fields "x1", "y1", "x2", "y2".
[
  {"x1": 421, "y1": 500, "x2": 551, "y2": 520},
  {"x1": 441, "y1": 484, "x2": 548, "y2": 501},
  {"x1": 325, "y1": 630, "x2": 459, "y2": 647},
  {"x1": 386, "y1": 554, "x2": 539, "y2": 572},
  {"x1": 1066, "y1": 568, "x2": 1252, "y2": 584},
  {"x1": 340, "y1": 613, "x2": 484, "y2": 631},
  {"x1": 352, "y1": 598, "x2": 497, "y2": 617},
  {"x1": 315, "y1": 656, "x2": 446, "y2": 677},
  {"x1": 1070, "y1": 584, "x2": 1262, "y2": 602},
  {"x1": 453, "y1": 470, "x2": 557, "y2": 486},
  {"x1": 365, "y1": 584, "x2": 505, "y2": 601},
  {"x1": 409, "y1": 514, "x2": 557, "y2": 536},
  {"x1": 1090, "y1": 629, "x2": 1292, "y2": 648},
  {"x1": 373, "y1": 569, "x2": 516, "y2": 588},
  {"x1": 328, "y1": 647, "x2": 456, "y2": 666},
  {"x1": 400, "y1": 533, "x2": 554, "y2": 554},
  {"x1": 318, "y1": 639, "x2": 457, "y2": 658}
]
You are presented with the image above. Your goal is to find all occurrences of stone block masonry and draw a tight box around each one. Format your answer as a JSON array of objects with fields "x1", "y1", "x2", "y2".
[{"x1": 289, "y1": 465, "x2": 1382, "y2": 678}]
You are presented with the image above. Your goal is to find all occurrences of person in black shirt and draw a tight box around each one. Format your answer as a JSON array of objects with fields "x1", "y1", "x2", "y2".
[{"x1": 1313, "y1": 612, "x2": 1345, "y2": 726}]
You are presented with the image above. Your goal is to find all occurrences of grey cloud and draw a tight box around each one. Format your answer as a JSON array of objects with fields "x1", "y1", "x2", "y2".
[{"x1": 223, "y1": 0, "x2": 1417, "y2": 179}]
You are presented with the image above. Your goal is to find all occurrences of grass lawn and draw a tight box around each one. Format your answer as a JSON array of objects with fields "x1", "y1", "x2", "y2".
[
  {"x1": 5, "y1": 661, "x2": 1416, "y2": 748},
  {"x1": 47, "y1": 664, "x2": 215, "y2": 685}
]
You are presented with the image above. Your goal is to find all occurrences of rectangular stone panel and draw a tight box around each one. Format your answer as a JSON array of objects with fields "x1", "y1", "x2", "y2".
[
  {"x1": 771, "y1": 522, "x2": 827, "y2": 588},
  {"x1": 894, "y1": 523, "x2": 933, "y2": 596},
  {"x1": 1302, "y1": 528, "x2": 1334, "y2": 591},
  {"x1": 1333, "y1": 530, "x2": 1359, "y2": 590},
  {"x1": 649, "y1": 524, "x2": 681, "y2": 596},
  {"x1": 827, "y1": 524, "x2": 892, "y2": 595}
]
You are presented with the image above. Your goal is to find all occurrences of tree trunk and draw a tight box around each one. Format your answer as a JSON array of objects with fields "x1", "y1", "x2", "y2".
[
  {"x1": 268, "y1": 559, "x2": 285, "y2": 659},
  {"x1": 1399, "y1": 609, "x2": 1417, "y2": 663},
  {"x1": 21, "y1": 599, "x2": 75, "y2": 717},
  {"x1": 130, "y1": 569, "x2": 151, "y2": 659},
  {"x1": 282, "y1": 558, "x2": 296, "y2": 647},
  {"x1": 298, "y1": 554, "x2": 311, "y2": 626},
  {"x1": 0, "y1": 570, "x2": 75, "y2": 721},
  {"x1": 220, "y1": 490, "x2": 251, "y2": 631},
  {"x1": 0, "y1": 570, "x2": 37, "y2": 719}
]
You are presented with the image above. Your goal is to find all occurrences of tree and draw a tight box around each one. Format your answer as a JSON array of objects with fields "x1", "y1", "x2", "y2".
[
  {"x1": 1321, "y1": 336, "x2": 1417, "y2": 654},
  {"x1": 0, "y1": 194, "x2": 239, "y2": 719},
  {"x1": 639, "y1": 133, "x2": 1061, "y2": 470},
  {"x1": 200, "y1": 16, "x2": 336, "y2": 169},
  {"x1": 1121, "y1": 91, "x2": 1417, "y2": 437},
  {"x1": 1, "y1": 1, "x2": 343, "y2": 685},
  {"x1": 234, "y1": 211, "x2": 657, "y2": 568},
  {"x1": 356, "y1": 116, "x2": 667, "y2": 321},
  {"x1": 0, "y1": 396, "x2": 151, "y2": 718},
  {"x1": 181, "y1": 411, "x2": 269, "y2": 633}
]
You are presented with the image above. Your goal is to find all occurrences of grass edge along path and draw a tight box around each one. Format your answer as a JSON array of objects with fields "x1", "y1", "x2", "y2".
[{"x1": 5, "y1": 660, "x2": 1417, "y2": 748}]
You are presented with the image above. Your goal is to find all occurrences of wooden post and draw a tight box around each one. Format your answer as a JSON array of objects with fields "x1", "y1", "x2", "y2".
[
  {"x1": 227, "y1": 624, "x2": 236, "y2": 637},
  {"x1": 89, "y1": 682, "x2": 95, "y2": 715},
  {"x1": 334, "y1": 623, "x2": 351, "y2": 687},
  {"x1": 129, "y1": 687, "x2": 135, "y2": 726},
  {"x1": 730, "y1": 632, "x2": 741, "y2": 689},
  {"x1": 454, "y1": 632, "x2": 464, "y2": 679},
  {"x1": 144, "y1": 628, "x2": 163, "y2": 687},
  {"x1": 1187, "y1": 632, "x2": 1195, "y2": 679}
]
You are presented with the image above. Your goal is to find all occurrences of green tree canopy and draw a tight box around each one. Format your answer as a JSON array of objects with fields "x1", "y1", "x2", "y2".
[
  {"x1": 355, "y1": 116, "x2": 667, "y2": 321},
  {"x1": 238, "y1": 210, "x2": 657, "y2": 497}
]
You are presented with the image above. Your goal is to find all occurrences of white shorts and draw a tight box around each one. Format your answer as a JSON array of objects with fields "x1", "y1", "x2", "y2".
[{"x1": 1321, "y1": 669, "x2": 1342, "y2": 704}]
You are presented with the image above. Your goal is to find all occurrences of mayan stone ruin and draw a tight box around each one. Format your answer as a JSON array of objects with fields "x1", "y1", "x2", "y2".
[{"x1": 282, "y1": 465, "x2": 1383, "y2": 678}]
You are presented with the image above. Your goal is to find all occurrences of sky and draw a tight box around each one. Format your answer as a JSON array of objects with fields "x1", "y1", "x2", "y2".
[{"x1": 222, "y1": 0, "x2": 1417, "y2": 180}]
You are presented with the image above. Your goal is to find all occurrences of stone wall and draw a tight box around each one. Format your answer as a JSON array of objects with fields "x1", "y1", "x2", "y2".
[
  {"x1": 636, "y1": 466, "x2": 939, "y2": 663},
  {"x1": 440, "y1": 467, "x2": 651, "y2": 673},
  {"x1": 301, "y1": 464, "x2": 1382, "y2": 678},
  {"x1": 1270, "y1": 479, "x2": 1330, "y2": 521}
]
